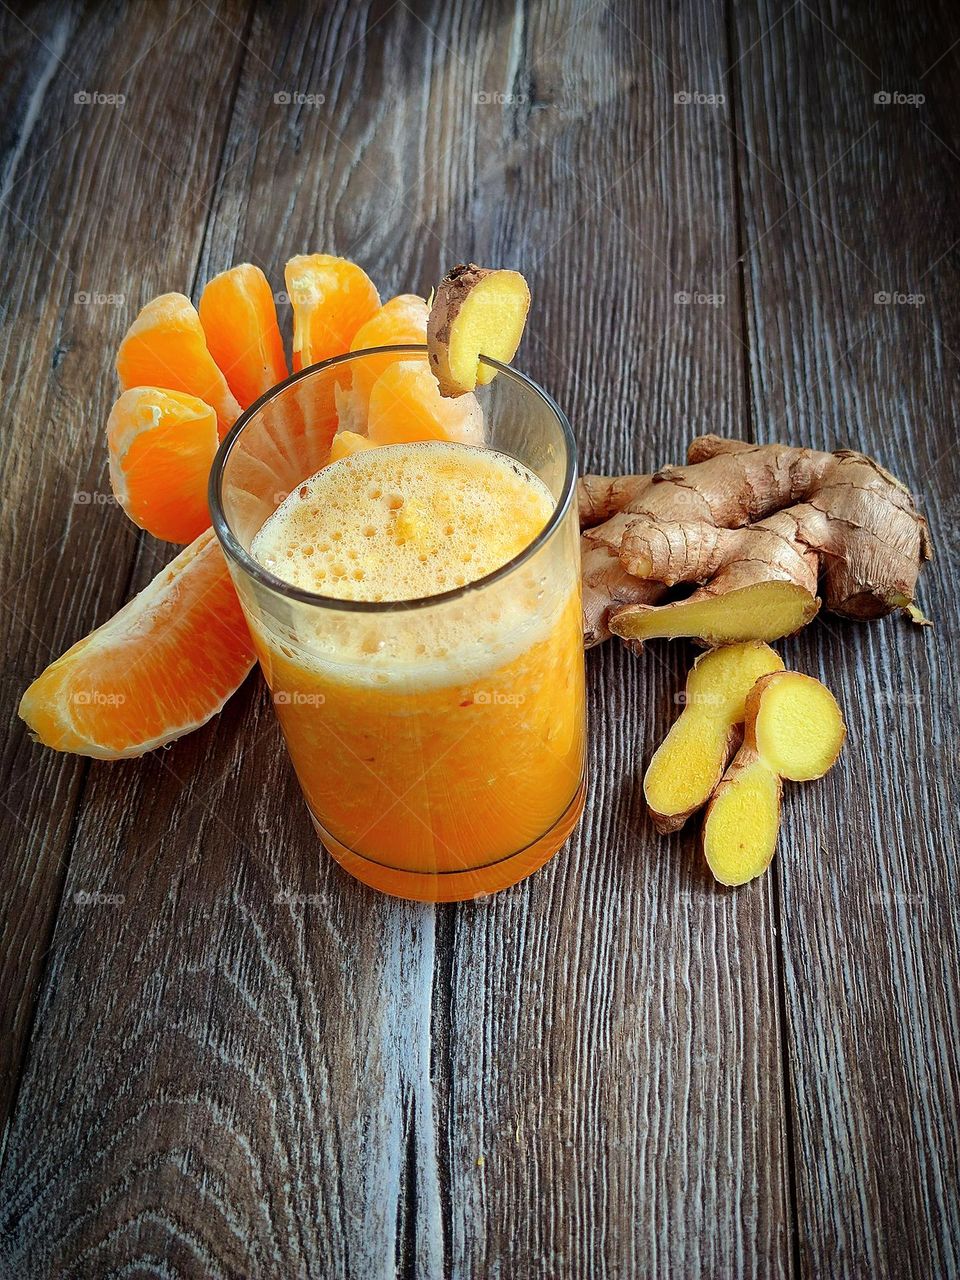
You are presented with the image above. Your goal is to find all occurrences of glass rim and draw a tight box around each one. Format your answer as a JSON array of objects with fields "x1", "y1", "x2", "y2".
[{"x1": 208, "y1": 343, "x2": 578, "y2": 614}]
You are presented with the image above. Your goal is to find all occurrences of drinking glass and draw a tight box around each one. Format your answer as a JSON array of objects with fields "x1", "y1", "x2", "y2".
[{"x1": 209, "y1": 346, "x2": 586, "y2": 901}]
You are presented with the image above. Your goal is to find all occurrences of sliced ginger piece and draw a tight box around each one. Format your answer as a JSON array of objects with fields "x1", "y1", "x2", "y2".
[
  {"x1": 644, "y1": 641, "x2": 784, "y2": 832},
  {"x1": 702, "y1": 669, "x2": 846, "y2": 886},
  {"x1": 703, "y1": 758, "x2": 782, "y2": 887},
  {"x1": 427, "y1": 264, "x2": 530, "y2": 397},
  {"x1": 611, "y1": 581, "x2": 820, "y2": 647},
  {"x1": 749, "y1": 670, "x2": 847, "y2": 781}
]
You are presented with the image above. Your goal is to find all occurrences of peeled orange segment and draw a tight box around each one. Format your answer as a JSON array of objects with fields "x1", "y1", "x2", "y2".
[
  {"x1": 284, "y1": 254, "x2": 381, "y2": 371},
  {"x1": 350, "y1": 293, "x2": 428, "y2": 351},
  {"x1": 116, "y1": 292, "x2": 241, "y2": 439},
  {"x1": 19, "y1": 530, "x2": 255, "y2": 759},
  {"x1": 366, "y1": 359, "x2": 484, "y2": 446},
  {"x1": 349, "y1": 294, "x2": 429, "y2": 409},
  {"x1": 107, "y1": 387, "x2": 218, "y2": 543},
  {"x1": 328, "y1": 430, "x2": 376, "y2": 463},
  {"x1": 199, "y1": 264, "x2": 289, "y2": 410}
]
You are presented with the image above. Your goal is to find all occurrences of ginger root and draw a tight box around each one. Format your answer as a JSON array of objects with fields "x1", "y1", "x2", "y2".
[
  {"x1": 580, "y1": 435, "x2": 932, "y2": 648},
  {"x1": 702, "y1": 670, "x2": 846, "y2": 886},
  {"x1": 427, "y1": 264, "x2": 530, "y2": 397},
  {"x1": 644, "y1": 641, "x2": 784, "y2": 833}
]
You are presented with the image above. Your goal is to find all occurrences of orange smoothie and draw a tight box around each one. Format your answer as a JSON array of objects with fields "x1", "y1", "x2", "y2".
[{"x1": 249, "y1": 441, "x2": 585, "y2": 900}]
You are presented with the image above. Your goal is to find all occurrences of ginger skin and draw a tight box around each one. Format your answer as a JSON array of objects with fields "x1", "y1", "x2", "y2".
[
  {"x1": 644, "y1": 642, "x2": 784, "y2": 833},
  {"x1": 580, "y1": 435, "x2": 933, "y2": 649},
  {"x1": 427, "y1": 264, "x2": 530, "y2": 397},
  {"x1": 702, "y1": 670, "x2": 846, "y2": 887}
]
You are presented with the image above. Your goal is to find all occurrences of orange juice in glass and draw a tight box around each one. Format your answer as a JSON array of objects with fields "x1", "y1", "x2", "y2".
[{"x1": 210, "y1": 346, "x2": 585, "y2": 901}]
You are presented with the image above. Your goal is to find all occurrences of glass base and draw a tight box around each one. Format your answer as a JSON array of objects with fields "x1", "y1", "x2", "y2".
[{"x1": 310, "y1": 775, "x2": 586, "y2": 902}]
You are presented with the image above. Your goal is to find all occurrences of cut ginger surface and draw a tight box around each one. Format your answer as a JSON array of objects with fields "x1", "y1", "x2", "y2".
[
  {"x1": 644, "y1": 641, "x2": 784, "y2": 832},
  {"x1": 107, "y1": 387, "x2": 218, "y2": 544},
  {"x1": 702, "y1": 757, "x2": 782, "y2": 887},
  {"x1": 702, "y1": 670, "x2": 846, "y2": 886},
  {"x1": 19, "y1": 530, "x2": 255, "y2": 758},
  {"x1": 284, "y1": 254, "x2": 381, "y2": 371},
  {"x1": 427, "y1": 264, "x2": 530, "y2": 397},
  {"x1": 751, "y1": 670, "x2": 847, "y2": 781},
  {"x1": 199, "y1": 263, "x2": 289, "y2": 410},
  {"x1": 116, "y1": 293, "x2": 241, "y2": 439}
]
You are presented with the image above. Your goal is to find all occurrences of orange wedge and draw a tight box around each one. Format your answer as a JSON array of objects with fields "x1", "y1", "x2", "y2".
[
  {"x1": 116, "y1": 293, "x2": 241, "y2": 439},
  {"x1": 284, "y1": 254, "x2": 380, "y2": 371},
  {"x1": 348, "y1": 293, "x2": 429, "y2": 410},
  {"x1": 107, "y1": 387, "x2": 218, "y2": 543},
  {"x1": 366, "y1": 360, "x2": 484, "y2": 446},
  {"x1": 19, "y1": 530, "x2": 255, "y2": 758},
  {"x1": 199, "y1": 264, "x2": 289, "y2": 410}
]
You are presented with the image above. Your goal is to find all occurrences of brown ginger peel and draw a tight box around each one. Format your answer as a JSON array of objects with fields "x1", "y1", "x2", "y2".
[
  {"x1": 580, "y1": 435, "x2": 933, "y2": 649},
  {"x1": 427, "y1": 263, "x2": 530, "y2": 397},
  {"x1": 702, "y1": 670, "x2": 846, "y2": 887}
]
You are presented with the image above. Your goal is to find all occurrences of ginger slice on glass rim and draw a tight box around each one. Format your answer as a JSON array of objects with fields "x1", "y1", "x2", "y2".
[{"x1": 427, "y1": 263, "x2": 530, "y2": 397}]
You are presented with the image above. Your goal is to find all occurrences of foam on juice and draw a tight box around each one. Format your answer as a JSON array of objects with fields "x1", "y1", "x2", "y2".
[
  {"x1": 248, "y1": 441, "x2": 572, "y2": 690},
  {"x1": 251, "y1": 441, "x2": 552, "y2": 601}
]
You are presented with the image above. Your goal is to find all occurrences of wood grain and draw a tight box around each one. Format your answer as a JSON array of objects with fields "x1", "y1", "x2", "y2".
[
  {"x1": 731, "y1": 0, "x2": 960, "y2": 1275},
  {"x1": 0, "y1": 0, "x2": 958, "y2": 1277},
  {"x1": 0, "y1": 0, "x2": 253, "y2": 1139}
]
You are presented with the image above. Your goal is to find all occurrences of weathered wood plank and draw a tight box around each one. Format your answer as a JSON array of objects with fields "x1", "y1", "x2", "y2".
[
  {"x1": 1, "y1": 0, "x2": 794, "y2": 1276},
  {"x1": 0, "y1": 0, "x2": 252, "y2": 1144},
  {"x1": 436, "y1": 1, "x2": 793, "y2": 1274},
  {"x1": 12, "y1": 0, "x2": 958, "y2": 1276},
  {"x1": 731, "y1": 1, "x2": 960, "y2": 1275}
]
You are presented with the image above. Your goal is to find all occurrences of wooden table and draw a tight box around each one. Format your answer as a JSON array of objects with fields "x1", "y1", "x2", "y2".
[{"x1": 2, "y1": 2, "x2": 958, "y2": 1276}]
